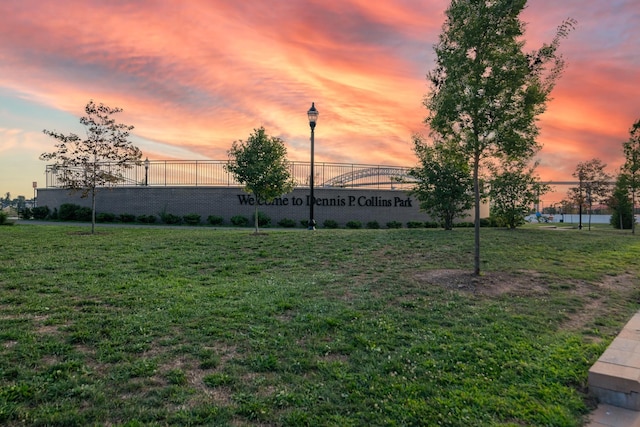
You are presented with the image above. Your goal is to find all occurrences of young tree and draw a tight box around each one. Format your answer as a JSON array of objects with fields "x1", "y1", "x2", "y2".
[
  {"x1": 40, "y1": 100, "x2": 142, "y2": 234},
  {"x1": 622, "y1": 119, "x2": 640, "y2": 234},
  {"x1": 408, "y1": 135, "x2": 473, "y2": 230},
  {"x1": 608, "y1": 174, "x2": 634, "y2": 230},
  {"x1": 15, "y1": 196, "x2": 26, "y2": 212},
  {"x1": 425, "y1": 0, "x2": 574, "y2": 274},
  {"x1": 568, "y1": 159, "x2": 612, "y2": 230},
  {"x1": 558, "y1": 198, "x2": 577, "y2": 218},
  {"x1": 225, "y1": 127, "x2": 295, "y2": 234},
  {"x1": 489, "y1": 160, "x2": 550, "y2": 229}
]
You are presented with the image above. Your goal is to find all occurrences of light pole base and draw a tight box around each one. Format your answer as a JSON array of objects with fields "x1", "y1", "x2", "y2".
[{"x1": 307, "y1": 219, "x2": 316, "y2": 230}]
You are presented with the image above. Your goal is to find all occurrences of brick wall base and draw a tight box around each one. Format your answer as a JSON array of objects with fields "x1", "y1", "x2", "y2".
[{"x1": 37, "y1": 187, "x2": 482, "y2": 227}]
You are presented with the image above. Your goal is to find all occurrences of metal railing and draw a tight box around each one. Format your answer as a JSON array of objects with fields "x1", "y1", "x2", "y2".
[{"x1": 44, "y1": 160, "x2": 418, "y2": 190}]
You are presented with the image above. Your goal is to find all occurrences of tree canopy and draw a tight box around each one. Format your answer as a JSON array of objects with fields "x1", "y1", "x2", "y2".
[
  {"x1": 622, "y1": 119, "x2": 640, "y2": 234},
  {"x1": 40, "y1": 100, "x2": 141, "y2": 233},
  {"x1": 409, "y1": 135, "x2": 473, "y2": 230},
  {"x1": 608, "y1": 174, "x2": 634, "y2": 230},
  {"x1": 226, "y1": 127, "x2": 295, "y2": 233},
  {"x1": 568, "y1": 158, "x2": 612, "y2": 230},
  {"x1": 425, "y1": 0, "x2": 574, "y2": 274},
  {"x1": 489, "y1": 160, "x2": 549, "y2": 229}
]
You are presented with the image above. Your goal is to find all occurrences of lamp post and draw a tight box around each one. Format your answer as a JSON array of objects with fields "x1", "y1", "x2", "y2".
[
  {"x1": 307, "y1": 102, "x2": 318, "y2": 230},
  {"x1": 144, "y1": 157, "x2": 150, "y2": 186}
]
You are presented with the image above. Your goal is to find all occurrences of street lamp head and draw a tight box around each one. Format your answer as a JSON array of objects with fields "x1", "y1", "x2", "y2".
[
  {"x1": 144, "y1": 157, "x2": 150, "y2": 168},
  {"x1": 307, "y1": 102, "x2": 318, "y2": 129}
]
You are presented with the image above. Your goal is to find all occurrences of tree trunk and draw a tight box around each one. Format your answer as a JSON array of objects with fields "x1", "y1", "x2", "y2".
[
  {"x1": 254, "y1": 205, "x2": 259, "y2": 234},
  {"x1": 473, "y1": 152, "x2": 481, "y2": 276},
  {"x1": 619, "y1": 211, "x2": 624, "y2": 230},
  {"x1": 633, "y1": 192, "x2": 636, "y2": 235},
  {"x1": 91, "y1": 187, "x2": 96, "y2": 234}
]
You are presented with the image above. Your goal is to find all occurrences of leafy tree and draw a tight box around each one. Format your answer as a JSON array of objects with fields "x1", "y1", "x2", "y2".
[
  {"x1": 225, "y1": 127, "x2": 295, "y2": 234},
  {"x1": 40, "y1": 100, "x2": 141, "y2": 234},
  {"x1": 2, "y1": 192, "x2": 10, "y2": 208},
  {"x1": 489, "y1": 160, "x2": 550, "y2": 229},
  {"x1": 608, "y1": 174, "x2": 634, "y2": 230},
  {"x1": 558, "y1": 198, "x2": 577, "y2": 216},
  {"x1": 425, "y1": 0, "x2": 574, "y2": 274},
  {"x1": 15, "y1": 196, "x2": 26, "y2": 212},
  {"x1": 408, "y1": 135, "x2": 473, "y2": 230},
  {"x1": 568, "y1": 159, "x2": 612, "y2": 230},
  {"x1": 622, "y1": 119, "x2": 640, "y2": 234}
]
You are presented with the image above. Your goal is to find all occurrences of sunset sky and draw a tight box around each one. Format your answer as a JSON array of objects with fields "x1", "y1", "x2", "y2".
[{"x1": 0, "y1": 0, "x2": 638, "y2": 202}]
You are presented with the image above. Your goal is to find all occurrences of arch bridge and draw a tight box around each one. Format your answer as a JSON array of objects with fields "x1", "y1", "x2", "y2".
[{"x1": 321, "y1": 166, "x2": 417, "y2": 188}]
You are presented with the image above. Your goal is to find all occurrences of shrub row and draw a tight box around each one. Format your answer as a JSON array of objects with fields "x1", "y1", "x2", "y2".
[
  {"x1": 30, "y1": 205, "x2": 271, "y2": 227},
  {"x1": 0, "y1": 211, "x2": 10, "y2": 225},
  {"x1": 27, "y1": 204, "x2": 498, "y2": 228}
]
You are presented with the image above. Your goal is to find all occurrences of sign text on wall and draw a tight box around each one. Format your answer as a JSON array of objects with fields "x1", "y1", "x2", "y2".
[{"x1": 237, "y1": 194, "x2": 413, "y2": 208}]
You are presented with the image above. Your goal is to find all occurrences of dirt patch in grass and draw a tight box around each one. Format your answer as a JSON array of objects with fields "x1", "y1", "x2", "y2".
[
  {"x1": 416, "y1": 269, "x2": 638, "y2": 336},
  {"x1": 318, "y1": 353, "x2": 349, "y2": 364},
  {"x1": 66, "y1": 231, "x2": 110, "y2": 236},
  {"x1": 414, "y1": 269, "x2": 550, "y2": 296},
  {"x1": 563, "y1": 273, "x2": 638, "y2": 333},
  {"x1": 35, "y1": 324, "x2": 59, "y2": 335}
]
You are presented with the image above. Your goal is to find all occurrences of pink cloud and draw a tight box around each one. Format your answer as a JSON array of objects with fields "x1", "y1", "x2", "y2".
[{"x1": 0, "y1": 0, "x2": 638, "y2": 200}]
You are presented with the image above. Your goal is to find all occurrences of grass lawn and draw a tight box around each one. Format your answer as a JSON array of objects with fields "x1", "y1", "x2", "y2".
[{"x1": 1, "y1": 223, "x2": 639, "y2": 426}]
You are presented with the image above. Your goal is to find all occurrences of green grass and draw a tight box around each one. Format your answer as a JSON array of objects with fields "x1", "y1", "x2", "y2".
[{"x1": 1, "y1": 223, "x2": 639, "y2": 426}]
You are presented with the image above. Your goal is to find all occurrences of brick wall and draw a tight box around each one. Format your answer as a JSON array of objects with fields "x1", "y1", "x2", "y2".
[{"x1": 37, "y1": 187, "x2": 481, "y2": 226}]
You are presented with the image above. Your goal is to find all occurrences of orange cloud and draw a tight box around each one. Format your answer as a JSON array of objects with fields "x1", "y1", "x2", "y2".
[{"x1": 0, "y1": 0, "x2": 638, "y2": 200}]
